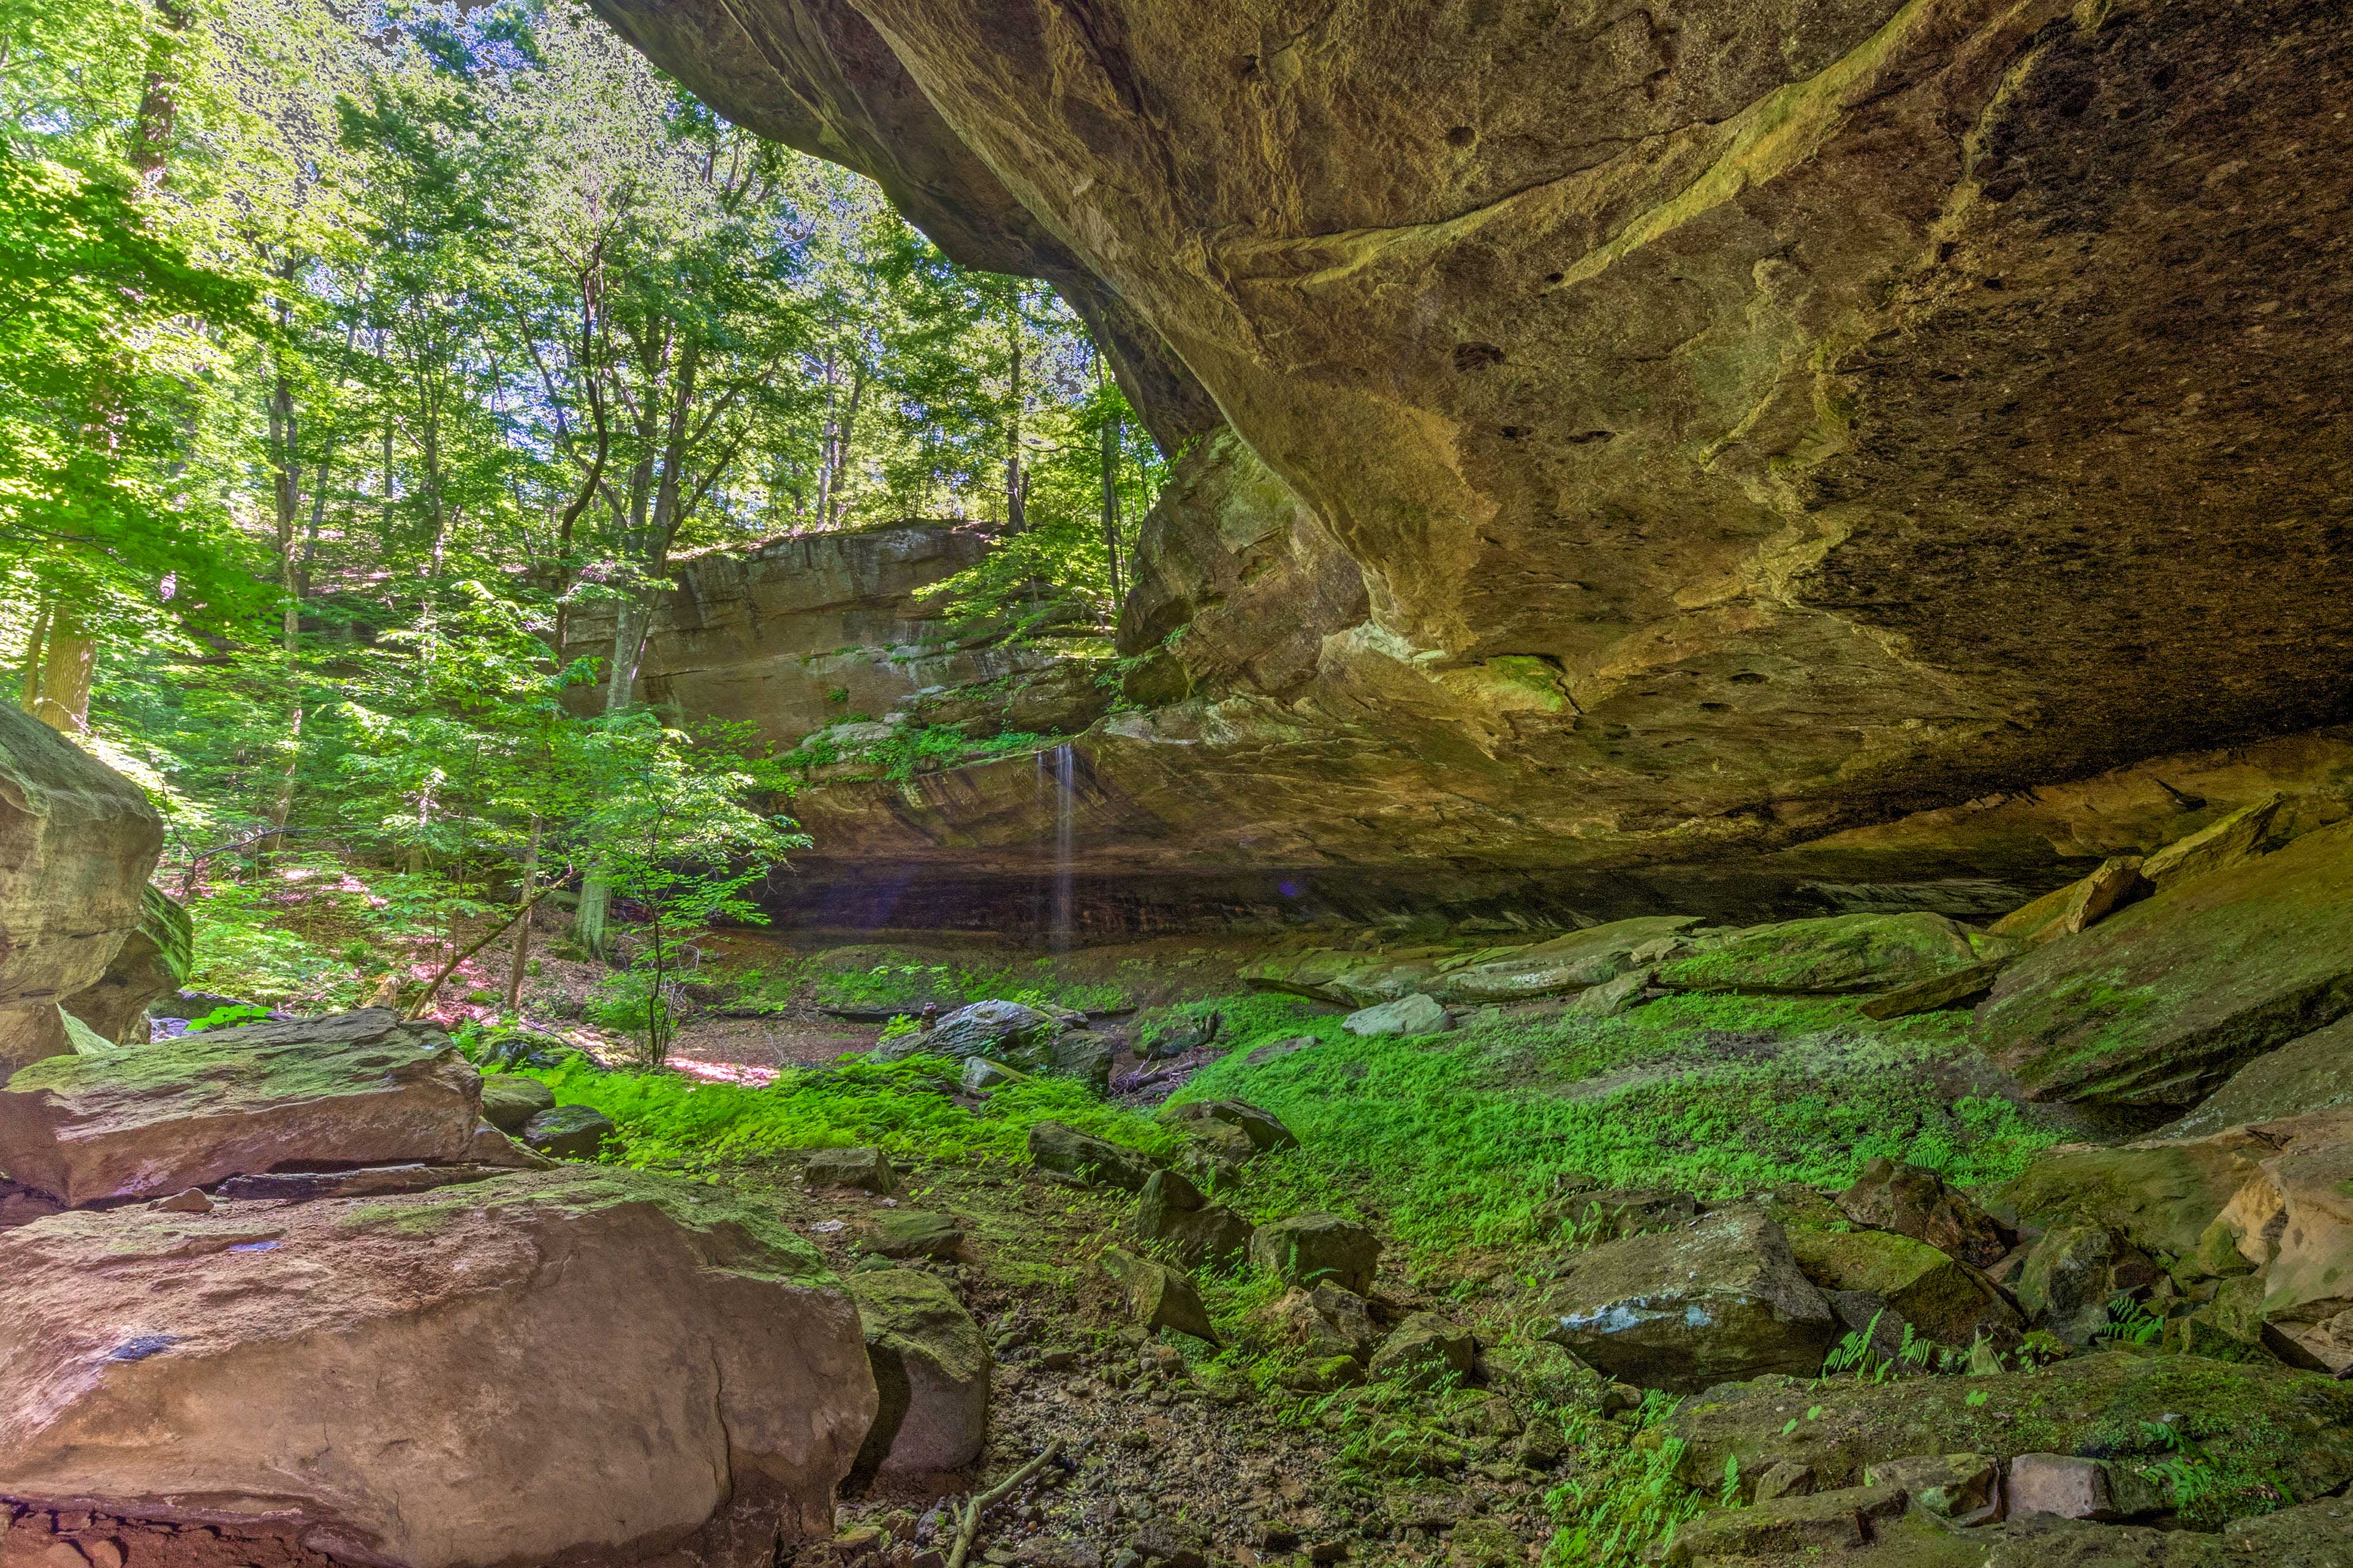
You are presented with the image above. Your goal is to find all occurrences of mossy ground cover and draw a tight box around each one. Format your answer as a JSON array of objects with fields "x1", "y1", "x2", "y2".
[
  {"x1": 1159, "y1": 989, "x2": 2064, "y2": 1257},
  {"x1": 516, "y1": 1052, "x2": 1179, "y2": 1173}
]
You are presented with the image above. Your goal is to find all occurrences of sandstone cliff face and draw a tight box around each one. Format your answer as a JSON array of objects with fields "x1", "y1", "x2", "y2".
[
  {"x1": 566, "y1": 523, "x2": 1033, "y2": 747},
  {"x1": 589, "y1": 0, "x2": 2353, "y2": 918}
]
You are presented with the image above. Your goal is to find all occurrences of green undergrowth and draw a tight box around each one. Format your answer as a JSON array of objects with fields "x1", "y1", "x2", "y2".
[
  {"x1": 1163, "y1": 990, "x2": 2063, "y2": 1257},
  {"x1": 517, "y1": 1052, "x2": 1177, "y2": 1172},
  {"x1": 702, "y1": 947, "x2": 1137, "y2": 1018},
  {"x1": 803, "y1": 949, "x2": 1134, "y2": 1017},
  {"x1": 778, "y1": 722, "x2": 1061, "y2": 784}
]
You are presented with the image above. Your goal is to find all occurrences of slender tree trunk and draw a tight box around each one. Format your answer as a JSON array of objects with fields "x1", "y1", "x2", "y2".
[
  {"x1": 503, "y1": 816, "x2": 542, "y2": 1013},
  {"x1": 827, "y1": 360, "x2": 865, "y2": 529},
  {"x1": 1100, "y1": 398, "x2": 1123, "y2": 608},
  {"x1": 1004, "y1": 301, "x2": 1026, "y2": 532},
  {"x1": 262, "y1": 360, "x2": 305, "y2": 861}
]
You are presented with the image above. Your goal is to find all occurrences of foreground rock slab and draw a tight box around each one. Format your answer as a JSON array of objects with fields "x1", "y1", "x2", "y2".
[
  {"x1": 0, "y1": 1009, "x2": 480, "y2": 1206},
  {"x1": 0, "y1": 1165, "x2": 874, "y2": 1568}
]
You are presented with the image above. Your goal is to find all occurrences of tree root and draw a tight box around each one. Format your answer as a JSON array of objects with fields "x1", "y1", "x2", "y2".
[{"x1": 944, "y1": 1437, "x2": 1066, "y2": 1568}]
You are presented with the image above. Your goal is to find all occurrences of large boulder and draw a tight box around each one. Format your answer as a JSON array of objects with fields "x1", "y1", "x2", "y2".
[
  {"x1": 1540, "y1": 1206, "x2": 1835, "y2": 1391},
  {"x1": 1656, "y1": 914, "x2": 2011, "y2": 996},
  {"x1": 845, "y1": 1268, "x2": 988, "y2": 1477},
  {"x1": 2164, "y1": 1015, "x2": 2353, "y2": 1139},
  {"x1": 1975, "y1": 820, "x2": 2353, "y2": 1108},
  {"x1": 0, "y1": 704, "x2": 166, "y2": 1073},
  {"x1": 0, "y1": 1165, "x2": 876, "y2": 1567},
  {"x1": 879, "y1": 998, "x2": 1064, "y2": 1064},
  {"x1": 59, "y1": 884, "x2": 192, "y2": 1047},
  {"x1": 0, "y1": 1009, "x2": 481, "y2": 1206}
]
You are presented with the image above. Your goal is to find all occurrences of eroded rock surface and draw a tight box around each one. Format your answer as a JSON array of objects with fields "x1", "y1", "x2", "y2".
[
  {"x1": 0, "y1": 1166, "x2": 875, "y2": 1568},
  {"x1": 584, "y1": 0, "x2": 2353, "y2": 923},
  {"x1": 0, "y1": 1009, "x2": 480, "y2": 1206}
]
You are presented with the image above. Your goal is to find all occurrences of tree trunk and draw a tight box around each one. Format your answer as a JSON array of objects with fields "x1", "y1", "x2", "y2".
[
  {"x1": 30, "y1": 612, "x2": 96, "y2": 734},
  {"x1": 1100, "y1": 397, "x2": 1123, "y2": 608},
  {"x1": 824, "y1": 358, "x2": 865, "y2": 529},
  {"x1": 262, "y1": 360, "x2": 305, "y2": 862},
  {"x1": 1005, "y1": 301, "x2": 1026, "y2": 532},
  {"x1": 504, "y1": 815, "x2": 542, "y2": 1013},
  {"x1": 128, "y1": 0, "x2": 191, "y2": 186},
  {"x1": 17, "y1": 604, "x2": 50, "y2": 712}
]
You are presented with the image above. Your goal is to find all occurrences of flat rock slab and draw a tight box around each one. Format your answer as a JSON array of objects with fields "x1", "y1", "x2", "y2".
[
  {"x1": 1669, "y1": 1350, "x2": 2353, "y2": 1509},
  {"x1": 0, "y1": 1009, "x2": 480, "y2": 1206},
  {"x1": 1976, "y1": 820, "x2": 2353, "y2": 1108},
  {"x1": 1658, "y1": 914, "x2": 2008, "y2": 996},
  {"x1": 2164, "y1": 1013, "x2": 2353, "y2": 1138},
  {"x1": 0, "y1": 1166, "x2": 874, "y2": 1568}
]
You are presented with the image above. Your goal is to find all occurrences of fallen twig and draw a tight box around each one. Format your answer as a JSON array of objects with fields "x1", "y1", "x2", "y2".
[{"x1": 945, "y1": 1437, "x2": 1066, "y2": 1568}]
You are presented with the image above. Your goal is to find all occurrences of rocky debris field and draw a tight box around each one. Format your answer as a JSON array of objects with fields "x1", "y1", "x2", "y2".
[{"x1": 7, "y1": 749, "x2": 2353, "y2": 1567}]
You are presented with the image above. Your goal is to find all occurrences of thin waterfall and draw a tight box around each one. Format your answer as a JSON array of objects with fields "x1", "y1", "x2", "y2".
[{"x1": 1050, "y1": 743, "x2": 1075, "y2": 951}]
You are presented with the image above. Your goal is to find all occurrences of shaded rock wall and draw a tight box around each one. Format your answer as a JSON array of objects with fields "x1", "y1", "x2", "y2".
[{"x1": 590, "y1": 0, "x2": 2353, "y2": 923}]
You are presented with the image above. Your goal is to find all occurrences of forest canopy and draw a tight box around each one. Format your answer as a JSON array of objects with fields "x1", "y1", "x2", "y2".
[{"x1": 1, "y1": 0, "x2": 1165, "y2": 1040}]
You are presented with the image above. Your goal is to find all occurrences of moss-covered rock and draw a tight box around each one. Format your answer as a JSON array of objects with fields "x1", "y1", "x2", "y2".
[
  {"x1": 846, "y1": 1267, "x2": 988, "y2": 1476},
  {"x1": 1540, "y1": 1205, "x2": 1835, "y2": 1391},
  {"x1": 478, "y1": 1072, "x2": 555, "y2": 1134},
  {"x1": 1975, "y1": 820, "x2": 2353, "y2": 1108},
  {"x1": 1672, "y1": 1351, "x2": 2353, "y2": 1524},
  {"x1": 1658, "y1": 915, "x2": 2013, "y2": 996},
  {"x1": 2164, "y1": 1015, "x2": 2353, "y2": 1138},
  {"x1": 0, "y1": 1009, "x2": 480, "y2": 1205},
  {"x1": 1838, "y1": 1159, "x2": 2012, "y2": 1271},
  {"x1": 2014, "y1": 1225, "x2": 2162, "y2": 1344},
  {"x1": 2001, "y1": 1136, "x2": 2265, "y2": 1260},
  {"x1": 1783, "y1": 1224, "x2": 2020, "y2": 1349}
]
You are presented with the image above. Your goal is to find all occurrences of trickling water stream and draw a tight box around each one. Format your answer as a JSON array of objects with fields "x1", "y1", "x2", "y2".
[{"x1": 1037, "y1": 743, "x2": 1075, "y2": 952}]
